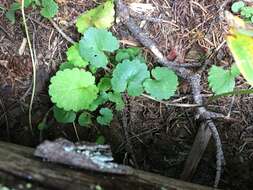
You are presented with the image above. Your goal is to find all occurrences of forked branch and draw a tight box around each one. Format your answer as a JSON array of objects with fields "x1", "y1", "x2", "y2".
[{"x1": 116, "y1": 0, "x2": 224, "y2": 187}]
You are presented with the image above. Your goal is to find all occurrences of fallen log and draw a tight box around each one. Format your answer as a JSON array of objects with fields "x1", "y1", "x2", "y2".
[{"x1": 0, "y1": 141, "x2": 216, "y2": 190}]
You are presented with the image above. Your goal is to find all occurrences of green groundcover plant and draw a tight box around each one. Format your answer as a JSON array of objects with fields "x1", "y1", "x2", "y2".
[
  {"x1": 47, "y1": 0, "x2": 242, "y2": 129},
  {"x1": 48, "y1": 26, "x2": 179, "y2": 127},
  {"x1": 231, "y1": 1, "x2": 253, "y2": 23},
  {"x1": 1, "y1": 0, "x2": 241, "y2": 133},
  {"x1": 5, "y1": 0, "x2": 58, "y2": 24}
]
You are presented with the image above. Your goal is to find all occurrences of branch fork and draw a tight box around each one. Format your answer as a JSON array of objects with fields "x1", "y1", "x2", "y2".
[{"x1": 117, "y1": 0, "x2": 224, "y2": 187}]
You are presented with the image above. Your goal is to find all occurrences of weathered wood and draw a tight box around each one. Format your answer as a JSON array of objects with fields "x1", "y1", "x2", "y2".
[
  {"x1": 0, "y1": 141, "x2": 216, "y2": 190},
  {"x1": 0, "y1": 170, "x2": 47, "y2": 190},
  {"x1": 181, "y1": 124, "x2": 212, "y2": 180}
]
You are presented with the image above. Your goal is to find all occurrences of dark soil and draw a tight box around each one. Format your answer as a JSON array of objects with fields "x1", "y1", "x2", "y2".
[{"x1": 0, "y1": 0, "x2": 253, "y2": 189}]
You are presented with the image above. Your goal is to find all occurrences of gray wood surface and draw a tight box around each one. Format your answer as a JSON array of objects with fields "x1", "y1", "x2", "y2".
[{"x1": 0, "y1": 141, "x2": 216, "y2": 190}]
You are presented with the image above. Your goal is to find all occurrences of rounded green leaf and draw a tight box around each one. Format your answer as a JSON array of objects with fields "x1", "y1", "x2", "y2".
[
  {"x1": 53, "y1": 106, "x2": 76, "y2": 123},
  {"x1": 87, "y1": 92, "x2": 109, "y2": 111},
  {"x1": 78, "y1": 112, "x2": 92, "y2": 127},
  {"x1": 98, "y1": 77, "x2": 111, "y2": 92},
  {"x1": 40, "y1": 0, "x2": 58, "y2": 18},
  {"x1": 96, "y1": 108, "x2": 113, "y2": 126},
  {"x1": 49, "y1": 68, "x2": 99, "y2": 111},
  {"x1": 80, "y1": 44, "x2": 108, "y2": 68},
  {"x1": 79, "y1": 27, "x2": 119, "y2": 68},
  {"x1": 111, "y1": 59, "x2": 150, "y2": 96},
  {"x1": 66, "y1": 44, "x2": 88, "y2": 67},
  {"x1": 5, "y1": 3, "x2": 20, "y2": 24},
  {"x1": 59, "y1": 62, "x2": 76, "y2": 70},
  {"x1": 241, "y1": 6, "x2": 253, "y2": 18},
  {"x1": 82, "y1": 27, "x2": 119, "y2": 52},
  {"x1": 231, "y1": 1, "x2": 245, "y2": 13},
  {"x1": 208, "y1": 65, "x2": 236, "y2": 95},
  {"x1": 143, "y1": 67, "x2": 178, "y2": 100},
  {"x1": 108, "y1": 92, "x2": 124, "y2": 111},
  {"x1": 115, "y1": 47, "x2": 141, "y2": 62}
]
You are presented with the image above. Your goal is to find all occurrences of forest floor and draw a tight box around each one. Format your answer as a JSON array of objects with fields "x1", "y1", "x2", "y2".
[{"x1": 0, "y1": 0, "x2": 253, "y2": 189}]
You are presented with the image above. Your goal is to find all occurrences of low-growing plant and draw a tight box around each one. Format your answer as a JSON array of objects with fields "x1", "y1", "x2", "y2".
[
  {"x1": 208, "y1": 65, "x2": 240, "y2": 95},
  {"x1": 224, "y1": 10, "x2": 253, "y2": 88},
  {"x1": 48, "y1": 26, "x2": 179, "y2": 127},
  {"x1": 231, "y1": 1, "x2": 253, "y2": 23},
  {"x1": 47, "y1": 0, "x2": 247, "y2": 128},
  {"x1": 5, "y1": 0, "x2": 58, "y2": 23},
  {"x1": 1, "y1": 0, "x2": 247, "y2": 130}
]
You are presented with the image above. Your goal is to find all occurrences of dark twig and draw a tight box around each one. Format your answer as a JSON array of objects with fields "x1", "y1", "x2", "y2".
[
  {"x1": 116, "y1": 0, "x2": 224, "y2": 187},
  {"x1": 0, "y1": 98, "x2": 9, "y2": 140}
]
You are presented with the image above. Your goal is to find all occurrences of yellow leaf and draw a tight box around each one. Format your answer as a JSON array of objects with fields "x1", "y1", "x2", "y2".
[
  {"x1": 76, "y1": 0, "x2": 115, "y2": 34},
  {"x1": 225, "y1": 12, "x2": 253, "y2": 85}
]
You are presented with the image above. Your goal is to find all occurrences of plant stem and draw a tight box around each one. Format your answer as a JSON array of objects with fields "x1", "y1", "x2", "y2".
[
  {"x1": 73, "y1": 122, "x2": 80, "y2": 141},
  {"x1": 209, "y1": 88, "x2": 253, "y2": 101},
  {"x1": 21, "y1": 0, "x2": 36, "y2": 135}
]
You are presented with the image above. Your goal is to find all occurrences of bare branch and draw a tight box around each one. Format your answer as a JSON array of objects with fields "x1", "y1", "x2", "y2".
[{"x1": 116, "y1": 0, "x2": 224, "y2": 187}]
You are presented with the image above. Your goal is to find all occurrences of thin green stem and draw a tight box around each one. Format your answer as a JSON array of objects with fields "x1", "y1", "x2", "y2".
[
  {"x1": 21, "y1": 0, "x2": 36, "y2": 134},
  {"x1": 209, "y1": 88, "x2": 253, "y2": 101}
]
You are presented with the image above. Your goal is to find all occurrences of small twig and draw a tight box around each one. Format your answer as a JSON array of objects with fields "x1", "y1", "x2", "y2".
[
  {"x1": 226, "y1": 95, "x2": 235, "y2": 118},
  {"x1": 0, "y1": 98, "x2": 9, "y2": 140},
  {"x1": 172, "y1": 62, "x2": 202, "y2": 68},
  {"x1": 130, "y1": 13, "x2": 178, "y2": 25},
  {"x1": 49, "y1": 19, "x2": 75, "y2": 44},
  {"x1": 0, "y1": 24, "x2": 12, "y2": 39},
  {"x1": 142, "y1": 94, "x2": 202, "y2": 108},
  {"x1": 72, "y1": 122, "x2": 80, "y2": 141}
]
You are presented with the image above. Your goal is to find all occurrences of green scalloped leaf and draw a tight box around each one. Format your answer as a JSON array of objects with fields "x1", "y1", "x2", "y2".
[
  {"x1": 66, "y1": 44, "x2": 89, "y2": 67},
  {"x1": 143, "y1": 67, "x2": 178, "y2": 100},
  {"x1": 231, "y1": 1, "x2": 245, "y2": 13},
  {"x1": 79, "y1": 27, "x2": 119, "y2": 68},
  {"x1": 87, "y1": 92, "x2": 109, "y2": 111},
  {"x1": 108, "y1": 92, "x2": 124, "y2": 111},
  {"x1": 98, "y1": 77, "x2": 111, "y2": 92},
  {"x1": 76, "y1": 0, "x2": 115, "y2": 33},
  {"x1": 49, "y1": 68, "x2": 99, "y2": 111},
  {"x1": 59, "y1": 62, "x2": 76, "y2": 70},
  {"x1": 5, "y1": 3, "x2": 20, "y2": 24},
  {"x1": 208, "y1": 65, "x2": 237, "y2": 95},
  {"x1": 53, "y1": 106, "x2": 76, "y2": 123},
  {"x1": 96, "y1": 108, "x2": 113, "y2": 126},
  {"x1": 40, "y1": 0, "x2": 58, "y2": 18},
  {"x1": 240, "y1": 6, "x2": 253, "y2": 18},
  {"x1": 115, "y1": 47, "x2": 141, "y2": 63},
  {"x1": 78, "y1": 112, "x2": 92, "y2": 127},
  {"x1": 111, "y1": 59, "x2": 150, "y2": 96}
]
